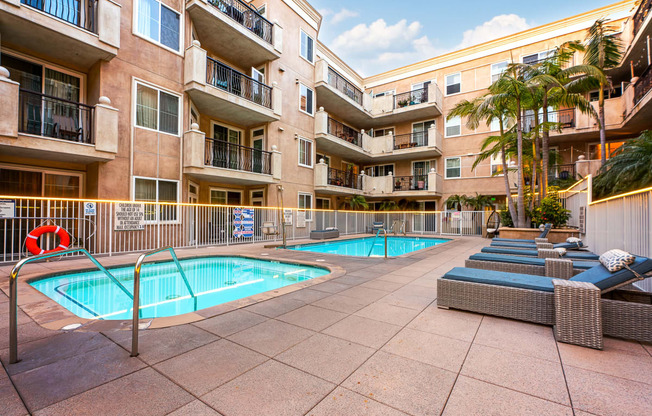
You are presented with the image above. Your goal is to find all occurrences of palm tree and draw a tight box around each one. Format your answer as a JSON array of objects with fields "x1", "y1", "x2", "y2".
[
  {"x1": 448, "y1": 95, "x2": 518, "y2": 223},
  {"x1": 575, "y1": 19, "x2": 622, "y2": 166},
  {"x1": 378, "y1": 200, "x2": 399, "y2": 211},
  {"x1": 593, "y1": 131, "x2": 652, "y2": 198},
  {"x1": 445, "y1": 194, "x2": 467, "y2": 211},
  {"x1": 398, "y1": 199, "x2": 419, "y2": 211},
  {"x1": 340, "y1": 195, "x2": 369, "y2": 211},
  {"x1": 465, "y1": 193, "x2": 494, "y2": 211}
]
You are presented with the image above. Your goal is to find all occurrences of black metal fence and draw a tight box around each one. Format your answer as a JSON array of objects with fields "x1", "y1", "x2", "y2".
[
  {"x1": 327, "y1": 67, "x2": 363, "y2": 105},
  {"x1": 327, "y1": 118, "x2": 362, "y2": 147},
  {"x1": 206, "y1": 57, "x2": 272, "y2": 108},
  {"x1": 549, "y1": 164, "x2": 576, "y2": 181},
  {"x1": 208, "y1": 0, "x2": 273, "y2": 44},
  {"x1": 635, "y1": 65, "x2": 652, "y2": 104},
  {"x1": 393, "y1": 132, "x2": 428, "y2": 149},
  {"x1": 522, "y1": 108, "x2": 575, "y2": 132},
  {"x1": 394, "y1": 87, "x2": 428, "y2": 109},
  {"x1": 327, "y1": 168, "x2": 361, "y2": 189},
  {"x1": 393, "y1": 175, "x2": 428, "y2": 191},
  {"x1": 21, "y1": 0, "x2": 97, "y2": 33},
  {"x1": 18, "y1": 89, "x2": 94, "y2": 144},
  {"x1": 205, "y1": 138, "x2": 272, "y2": 174},
  {"x1": 633, "y1": 0, "x2": 652, "y2": 36}
]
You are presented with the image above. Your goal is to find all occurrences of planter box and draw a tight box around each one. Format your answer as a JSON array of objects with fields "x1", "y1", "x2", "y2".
[{"x1": 497, "y1": 227, "x2": 580, "y2": 243}]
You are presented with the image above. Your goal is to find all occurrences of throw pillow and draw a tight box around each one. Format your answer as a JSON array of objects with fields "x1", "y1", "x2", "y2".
[{"x1": 599, "y1": 249, "x2": 636, "y2": 272}]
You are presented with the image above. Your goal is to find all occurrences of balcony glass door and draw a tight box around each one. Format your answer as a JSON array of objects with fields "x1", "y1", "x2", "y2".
[
  {"x1": 252, "y1": 128, "x2": 264, "y2": 173},
  {"x1": 412, "y1": 121, "x2": 433, "y2": 146},
  {"x1": 212, "y1": 124, "x2": 241, "y2": 170},
  {"x1": 412, "y1": 161, "x2": 430, "y2": 190},
  {"x1": 251, "y1": 67, "x2": 265, "y2": 104}
]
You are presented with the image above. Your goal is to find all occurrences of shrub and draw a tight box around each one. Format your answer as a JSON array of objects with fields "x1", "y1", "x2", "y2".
[{"x1": 530, "y1": 195, "x2": 570, "y2": 228}]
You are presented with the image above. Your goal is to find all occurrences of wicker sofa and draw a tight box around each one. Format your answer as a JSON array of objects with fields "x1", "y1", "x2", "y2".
[
  {"x1": 438, "y1": 256, "x2": 652, "y2": 349},
  {"x1": 310, "y1": 228, "x2": 339, "y2": 240}
]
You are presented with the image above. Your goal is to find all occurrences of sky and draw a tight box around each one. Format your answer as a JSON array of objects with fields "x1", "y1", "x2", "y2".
[{"x1": 311, "y1": 0, "x2": 619, "y2": 77}]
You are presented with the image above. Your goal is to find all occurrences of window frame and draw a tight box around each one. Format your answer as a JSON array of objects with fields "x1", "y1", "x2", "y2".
[
  {"x1": 445, "y1": 115, "x2": 462, "y2": 138},
  {"x1": 298, "y1": 192, "x2": 313, "y2": 221},
  {"x1": 299, "y1": 29, "x2": 315, "y2": 64},
  {"x1": 445, "y1": 157, "x2": 462, "y2": 179},
  {"x1": 445, "y1": 72, "x2": 461, "y2": 96},
  {"x1": 490, "y1": 61, "x2": 509, "y2": 84},
  {"x1": 133, "y1": 79, "x2": 182, "y2": 136},
  {"x1": 298, "y1": 83, "x2": 315, "y2": 116},
  {"x1": 0, "y1": 163, "x2": 85, "y2": 198},
  {"x1": 298, "y1": 136, "x2": 314, "y2": 168},
  {"x1": 209, "y1": 187, "x2": 243, "y2": 205},
  {"x1": 133, "y1": 0, "x2": 182, "y2": 54},
  {"x1": 364, "y1": 163, "x2": 395, "y2": 177},
  {"x1": 521, "y1": 50, "x2": 553, "y2": 65},
  {"x1": 490, "y1": 154, "x2": 506, "y2": 176},
  {"x1": 132, "y1": 176, "x2": 180, "y2": 224}
]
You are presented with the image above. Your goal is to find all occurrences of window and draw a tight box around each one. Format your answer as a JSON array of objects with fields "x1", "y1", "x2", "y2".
[
  {"x1": 490, "y1": 115, "x2": 508, "y2": 132},
  {"x1": 445, "y1": 115, "x2": 461, "y2": 137},
  {"x1": 210, "y1": 189, "x2": 242, "y2": 205},
  {"x1": 491, "y1": 61, "x2": 508, "y2": 83},
  {"x1": 300, "y1": 30, "x2": 314, "y2": 63},
  {"x1": 136, "y1": 0, "x2": 180, "y2": 51},
  {"x1": 134, "y1": 177, "x2": 179, "y2": 222},
  {"x1": 589, "y1": 141, "x2": 626, "y2": 160},
  {"x1": 316, "y1": 153, "x2": 330, "y2": 165},
  {"x1": 0, "y1": 166, "x2": 82, "y2": 198},
  {"x1": 135, "y1": 82, "x2": 180, "y2": 134},
  {"x1": 257, "y1": 4, "x2": 267, "y2": 17},
  {"x1": 298, "y1": 192, "x2": 313, "y2": 220},
  {"x1": 522, "y1": 51, "x2": 553, "y2": 65},
  {"x1": 374, "y1": 90, "x2": 394, "y2": 98},
  {"x1": 445, "y1": 73, "x2": 461, "y2": 95},
  {"x1": 490, "y1": 154, "x2": 506, "y2": 175},
  {"x1": 373, "y1": 127, "x2": 394, "y2": 137},
  {"x1": 299, "y1": 84, "x2": 314, "y2": 115},
  {"x1": 589, "y1": 86, "x2": 622, "y2": 102},
  {"x1": 316, "y1": 197, "x2": 330, "y2": 210},
  {"x1": 365, "y1": 164, "x2": 394, "y2": 177},
  {"x1": 298, "y1": 137, "x2": 313, "y2": 167},
  {"x1": 412, "y1": 160, "x2": 432, "y2": 176},
  {"x1": 445, "y1": 158, "x2": 461, "y2": 179}
]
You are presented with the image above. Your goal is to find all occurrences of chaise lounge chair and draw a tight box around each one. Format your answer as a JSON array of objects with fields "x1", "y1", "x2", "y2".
[
  {"x1": 437, "y1": 255, "x2": 652, "y2": 348},
  {"x1": 465, "y1": 253, "x2": 597, "y2": 278},
  {"x1": 492, "y1": 223, "x2": 552, "y2": 243},
  {"x1": 481, "y1": 246, "x2": 600, "y2": 260},
  {"x1": 490, "y1": 240, "x2": 585, "y2": 250},
  {"x1": 310, "y1": 227, "x2": 340, "y2": 240},
  {"x1": 368, "y1": 221, "x2": 384, "y2": 233}
]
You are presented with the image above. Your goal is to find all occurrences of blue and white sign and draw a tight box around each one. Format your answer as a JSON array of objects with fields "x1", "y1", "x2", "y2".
[
  {"x1": 233, "y1": 208, "x2": 243, "y2": 238},
  {"x1": 233, "y1": 207, "x2": 255, "y2": 238},
  {"x1": 84, "y1": 202, "x2": 96, "y2": 216}
]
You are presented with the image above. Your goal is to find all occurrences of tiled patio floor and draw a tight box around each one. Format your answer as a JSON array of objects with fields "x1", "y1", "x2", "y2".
[{"x1": 1, "y1": 237, "x2": 651, "y2": 415}]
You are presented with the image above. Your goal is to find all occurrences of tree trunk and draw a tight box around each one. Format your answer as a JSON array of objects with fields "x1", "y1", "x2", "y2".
[
  {"x1": 500, "y1": 137, "x2": 517, "y2": 226},
  {"x1": 516, "y1": 100, "x2": 526, "y2": 228},
  {"x1": 541, "y1": 92, "x2": 550, "y2": 196},
  {"x1": 599, "y1": 85, "x2": 607, "y2": 165}
]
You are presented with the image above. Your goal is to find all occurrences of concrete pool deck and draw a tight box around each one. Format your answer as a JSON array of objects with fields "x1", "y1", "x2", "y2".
[{"x1": 0, "y1": 236, "x2": 651, "y2": 415}]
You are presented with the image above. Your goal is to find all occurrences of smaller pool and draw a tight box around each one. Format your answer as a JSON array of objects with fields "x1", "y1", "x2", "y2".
[{"x1": 287, "y1": 236, "x2": 449, "y2": 257}]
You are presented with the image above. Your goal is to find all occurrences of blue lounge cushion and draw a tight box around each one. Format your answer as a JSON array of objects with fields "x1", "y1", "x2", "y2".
[
  {"x1": 443, "y1": 267, "x2": 555, "y2": 292},
  {"x1": 469, "y1": 253, "x2": 596, "y2": 270},
  {"x1": 490, "y1": 241, "x2": 585, "y2": 250},
  {"x1": 481, "y1": 247, "x2": 600, "y2": 260},
  {"x1": 570, "y1": 256, "x2": 652, "y2": 291}
]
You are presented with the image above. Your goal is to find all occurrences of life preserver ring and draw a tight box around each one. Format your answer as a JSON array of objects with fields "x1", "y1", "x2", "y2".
[{"x1": 26, "y1": 225, "x2": 70, "y2": 256}]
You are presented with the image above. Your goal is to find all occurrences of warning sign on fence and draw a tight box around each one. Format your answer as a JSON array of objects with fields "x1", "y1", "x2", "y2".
[{"x1": 114, "y1": 203, "x2": 145, "y2": 231}]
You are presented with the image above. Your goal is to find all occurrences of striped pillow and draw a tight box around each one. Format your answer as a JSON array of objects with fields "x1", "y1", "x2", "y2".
[
  {"x1": 599, "y1": 249, "x2": 635, "y2": 272},
  {"x1": 554, "y1": 247, "x2": 567, "y2": 256}
]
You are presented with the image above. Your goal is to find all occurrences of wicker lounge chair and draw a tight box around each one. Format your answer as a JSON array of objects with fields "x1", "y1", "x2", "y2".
[
  {"x1": 481, "y1": 246, "x2": 600, "y2": 260},
  {"x1": 438, "y1": 256, "x2": 652, "y2": 348},
  {"x1": 465, "y1": 253, "x2": 597, "y2": 278},
  {"x1": 492, "y1": 223, "x2": 552, "y2": 243},
  {"x1": 491, "y1": 240, "x2": 585, "y2": 250},
  {"x1": 310, "y1": 228, "x2": 339, "y2": 240}
]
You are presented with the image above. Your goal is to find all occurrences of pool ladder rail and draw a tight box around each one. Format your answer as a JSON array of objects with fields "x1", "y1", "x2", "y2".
[
  {"x1": 7, "y1": 246, "x2": 193, "y2": 364},
  {"x1": 367, "y1": 228, "x2": 388, "y2": 258}
]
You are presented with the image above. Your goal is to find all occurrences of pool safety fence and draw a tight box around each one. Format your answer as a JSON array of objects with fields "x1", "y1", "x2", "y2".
[{"x1": 0, "y1": 196, "x2": 487, "y2": 263}]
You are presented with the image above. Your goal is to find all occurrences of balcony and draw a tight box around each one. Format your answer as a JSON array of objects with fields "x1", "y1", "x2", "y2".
[
  {"x1": 364, "y1": 171, "x2": 442, "y2": 197},
  {"x1": 186, "y1": 0, "x2": 281, "y2": 68},
  {"x1": 184, "y1": 43, "x2": 281, "y2": 127},
  {"x1": 314, "y1": 163, "x2": 362, "y2": 195},
  {"x1": 633, "y1": 0, "x2": 652, "y2": 37},
  {"x1": 368, "y1": 84, "x2": 443, "y2": 126},
  {"x1": 314, "y1": 110, "x2": 371, "y2": 161},
  {"x1": 0, "y1": 0, "x2": 120, "y2": 70},
  {"x1": 315, "y1": 61, "x2": 372, "y2": 127},
  {"x1": 523, "y1": 108, "x2": 576, "y2": 133},
  {"x1": 183, "y1": 129, "x2": 281, "y2": 185},
  {"x1": 0, "y1": 77, "x2": 119, "y2": 162}
]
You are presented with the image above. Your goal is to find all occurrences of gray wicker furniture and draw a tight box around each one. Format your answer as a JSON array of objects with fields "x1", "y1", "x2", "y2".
[
  {"x1": 310, "y1": 229, "x2": 339, "y2": 240},
  {"x1": 465, "y1": 257, "x2": 578, "y2": 279}
]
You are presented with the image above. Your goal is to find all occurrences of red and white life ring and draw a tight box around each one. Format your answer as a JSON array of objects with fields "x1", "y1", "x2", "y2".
[{"x1": 26, "y1": 225, "x2": 70, "y2": 256}]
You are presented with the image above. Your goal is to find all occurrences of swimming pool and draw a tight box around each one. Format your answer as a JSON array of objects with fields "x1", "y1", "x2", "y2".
[
  {"x1": 287, "y1": 236, "x2": 449, "y2": 257},
  {"x1": 30, "y1": 257, "x2": 329, "y2": 320}
]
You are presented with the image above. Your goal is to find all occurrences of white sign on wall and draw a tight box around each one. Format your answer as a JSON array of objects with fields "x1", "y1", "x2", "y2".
[
  {"x1": 297, "y1": 210, "x2": 306, "y2": 228},
  {"x1": 114, "y1": 203, "x2": 145, "y2": 231},
  {"x1": 0, "y1": 200, "x2": 15, "y2": 218},
  {"x1": 283, "y1": 209, "x2": 293, "y2": 225}
]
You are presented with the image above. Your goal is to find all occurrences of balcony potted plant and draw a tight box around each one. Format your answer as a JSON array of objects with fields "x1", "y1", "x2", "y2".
[{"x1": 397, "y1": 99, "x2": 409, "y2": 108}]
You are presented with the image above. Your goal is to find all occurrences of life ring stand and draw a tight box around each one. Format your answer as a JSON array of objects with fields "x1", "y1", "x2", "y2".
[{"x1": 26, "y1": 225, "x2": 71, "y2": 256}]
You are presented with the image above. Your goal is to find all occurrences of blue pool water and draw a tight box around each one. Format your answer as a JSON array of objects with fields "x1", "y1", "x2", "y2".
[
  {"x1": 288, "y1": 236, "x2": 449, "y2": 257},
  {"x1": 30, "y1": 257, "x2": 329, "y2": 320}
]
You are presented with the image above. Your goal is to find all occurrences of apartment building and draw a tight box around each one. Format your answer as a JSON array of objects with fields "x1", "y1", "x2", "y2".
[{"x1": 0, "y1": 0, "x2": 650, "y2": 220}]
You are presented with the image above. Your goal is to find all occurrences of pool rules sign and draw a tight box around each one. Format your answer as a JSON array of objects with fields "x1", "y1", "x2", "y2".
[
  {"x1": 233, "y1": 208, "x2": 254, "y2": 238},
  {"x1": 114, "y1": 203, "x2": 145, "y2": 231}
]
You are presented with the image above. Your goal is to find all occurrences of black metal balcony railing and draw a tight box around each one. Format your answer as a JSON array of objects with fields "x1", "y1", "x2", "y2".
[
  {"x1": 327, "y1": 67, "x2": 363, "y2": 105},
  {"x1": 206, "y1": 57, "x2": 272, "y2": 108},
  {"x1": 327, "y1": 118, "x2": 362, "y2": 147},
  {"x1": 21, "y1": 0, "x2": 97, "y2": 33},
  {"x1": 393, "y1": 131, "x2": 428, "y2": 150},
  {"x1": 208, "y1": 0, "x2": 273, "y2": 44},
  {"x1": 549, "y1": 164, "x2": 576, "y2": 181},
  {"x1": 635, "y1": 65, "x2": 652, "y2": 104},
  {"x1": 327, "y1": 168, "x2": 361, "y2": 190},
  {"x1": 18, "y1": 89, "x2": 94, "y2": 144},
  {"x1": 522, "y1": 108, "x2": 575, "y2": 133},
  {"x1": 633, "y1": 0, "x2": 652, "y2": 36},
  {"x1": 394, "y1": 87, "x2": 428, "y2": 109},
  {"x1": 205, "y1": 138, "x2": 272, "y2": 174},
  {"x1": 394, "y1": 175, "x2": 428, "y2": 191}
]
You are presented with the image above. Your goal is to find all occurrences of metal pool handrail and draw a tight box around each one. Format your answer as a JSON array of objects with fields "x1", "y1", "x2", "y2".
[
  {"x1": 367, "y1": 228, "x2": 388, "y2": 258},
  {"x1": 131, "y1": 246, "x2": 194, "y2": 357},
  {"x1": 8, "y1": 248, "x2": 132, "y2": 364}
]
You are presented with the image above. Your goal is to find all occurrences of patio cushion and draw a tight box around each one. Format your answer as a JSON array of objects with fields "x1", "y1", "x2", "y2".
[
  {"x1": 540, "y1": 223, "x2": 553, "y2": 238},
  {"x1": 599, "y1": 249, "x2": 636, "y2": 272},
  {"x1": 570, "y1": 256, "x2": 652, "y2": 291},
  {"x1": 443, "y1": 267, "x2": 555, "y2": 292},
  {"x1": 491, "y1": 241, "x2": 585, "y2": 249},
  {"x1": 481, "y1": 247, "x2": 600, "y2": 260},
  {"x1": 469, "y1": 253, "x2": 596, "y2": 270}
]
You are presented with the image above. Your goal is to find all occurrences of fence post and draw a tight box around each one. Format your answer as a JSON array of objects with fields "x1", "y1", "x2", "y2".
[{"x1": 108, "y1": 203, "x2": 113, "y2": 257}]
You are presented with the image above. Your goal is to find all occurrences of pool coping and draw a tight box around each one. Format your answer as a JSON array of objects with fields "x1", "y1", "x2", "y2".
[{"x1": 1, "y1": 249, "x2": 346, "y2": 334}]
